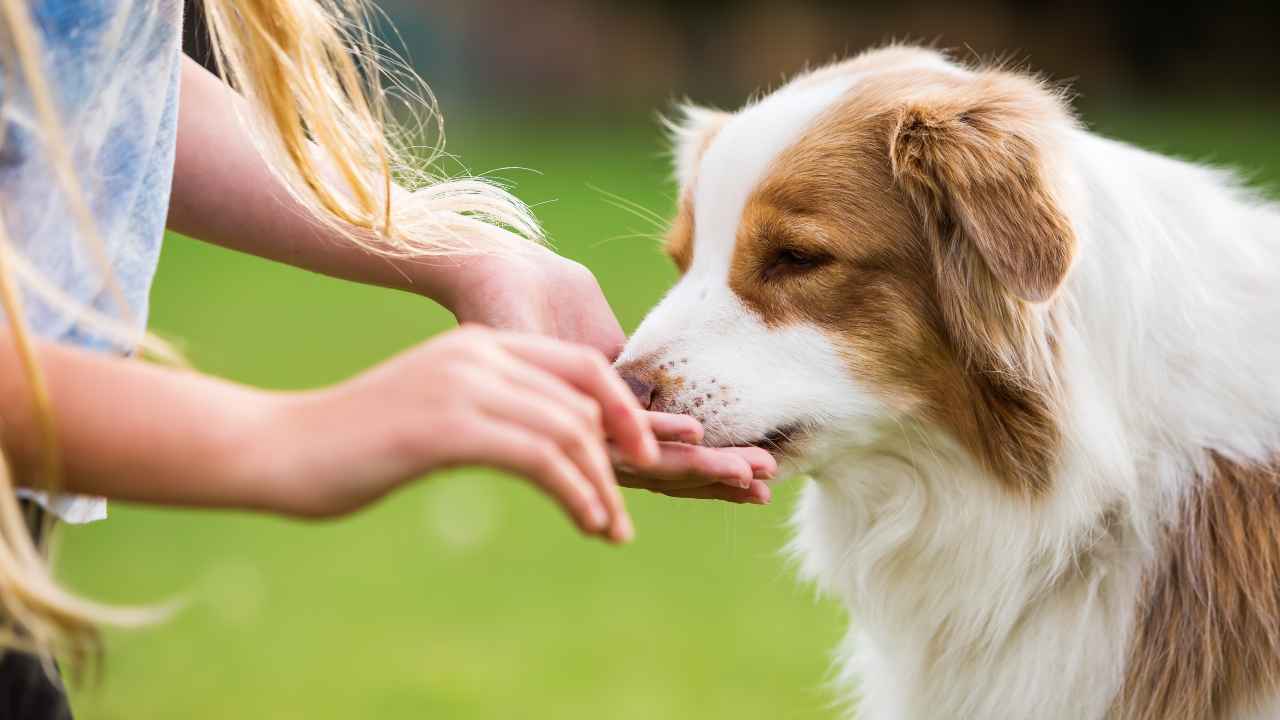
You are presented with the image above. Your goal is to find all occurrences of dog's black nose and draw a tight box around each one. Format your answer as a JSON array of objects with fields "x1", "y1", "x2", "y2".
[{"x1": 622, "y1": 375, "x2": 656, "y2": 410}]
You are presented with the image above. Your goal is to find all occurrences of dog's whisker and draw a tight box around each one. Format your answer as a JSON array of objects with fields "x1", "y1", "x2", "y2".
[
  {"x1": 598, "y1": 198, "x2": 667, "y2": 233},
  {"x1": 591, "y1": 231, "x2": 663, "y2": 249},
  {"x1": 590, "y1": 184, "x2": 668, "y2": 229}
]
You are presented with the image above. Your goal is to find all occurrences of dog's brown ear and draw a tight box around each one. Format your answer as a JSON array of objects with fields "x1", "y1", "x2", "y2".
[
  {"x1": 889, "y1": 73, "x2": 1077, "y2": 303},
  {"x1": 665, "y1": 103, "x2": 731, "y2": 191}
]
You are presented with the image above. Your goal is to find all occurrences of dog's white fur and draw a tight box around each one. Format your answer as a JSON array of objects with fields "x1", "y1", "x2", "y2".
[{"x1": 620, "y1": 48, "x2": 1280, "y2": 719}]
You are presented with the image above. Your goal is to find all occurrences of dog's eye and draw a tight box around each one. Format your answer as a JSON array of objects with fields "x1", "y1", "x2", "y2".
[
  {"x1": 764, "y1": 247, "x2": 830, "y2": 280},
  {"x1": 778, "y1": 248, "x2": 818, "y2": 267}
]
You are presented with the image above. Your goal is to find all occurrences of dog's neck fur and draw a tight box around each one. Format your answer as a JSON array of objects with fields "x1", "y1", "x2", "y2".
[
  {"x1": 790, "y1": 129, "x2": 1280, "y2": 720},
  {"x1": 793, "y1": 442, "x2": 1142, "y2": 719}
]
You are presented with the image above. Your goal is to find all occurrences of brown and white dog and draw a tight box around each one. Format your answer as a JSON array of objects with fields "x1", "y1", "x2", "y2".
[{"x1": 617, "y1": 46, "x2": 1280, "y2": 719}]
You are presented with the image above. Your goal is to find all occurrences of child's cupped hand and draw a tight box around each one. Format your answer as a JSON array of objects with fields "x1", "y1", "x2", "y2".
[
  {"x1": 271, "y1": 325, "x2": 775, "y2": 543},
  {"x1": 616, "y1": 412, "x2": 776, "y2": 506}
]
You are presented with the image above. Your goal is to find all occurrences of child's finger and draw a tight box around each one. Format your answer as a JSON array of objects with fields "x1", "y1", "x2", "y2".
[
  {"x1": 498, "y1": 356, "x2": 605, "y2": 439},
  {"x1": 494, "y1": 359, "x2": 633, "y2": 541},
  {"x1": 644, "y1": 411, "x2": 704, "y2": 444},
  {"x1": 614, "y1": 442, "x2": 754, "y2": 490},
  {"x1": 495, "y1": 333, "x2": 660, "y2": 468},
  {"x1": 473, "y1": 418, "x2": 611, "y2": 537},
  {"x1": 662, "y1": 480, "x2": 772, "y2": 505},
  {"x1": 478, "y1": 385, "x2": 630, "y2": 542},
  {"x1": 719, "y1": 447, "x2": 778, "y2": 480}
]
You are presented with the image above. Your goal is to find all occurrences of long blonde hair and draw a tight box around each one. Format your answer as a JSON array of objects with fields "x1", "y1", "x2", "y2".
[{"x1": 0, "y1": 0, "x2": 539, "y2": 670}]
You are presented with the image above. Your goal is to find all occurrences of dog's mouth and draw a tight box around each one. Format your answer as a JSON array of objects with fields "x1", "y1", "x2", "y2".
[{"x1": 712, "y1": 423, "x2": 809, "y2": 455}]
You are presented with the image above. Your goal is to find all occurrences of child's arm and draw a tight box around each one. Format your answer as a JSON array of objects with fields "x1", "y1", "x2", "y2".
[
  {"x1": 167, "y1": 57, "x2": 775, "y2": 504},
  {"x1": 168, "y1": 57, "x2": 625, "y2": 357},
  {"x1": 0, "y1": 325, "x2": 658, "y2": 541}
]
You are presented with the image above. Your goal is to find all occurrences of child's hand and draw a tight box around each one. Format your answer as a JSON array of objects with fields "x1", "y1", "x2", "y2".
[
  {"x1": 613, "y1": 413, "x2": 778, "y2": 505},
  {"x1": 272, "y1": 326, "x2": 658, "y2": 542},
  {"x1": 437, "y1": 246, "x2": 628, "y2": 360}
]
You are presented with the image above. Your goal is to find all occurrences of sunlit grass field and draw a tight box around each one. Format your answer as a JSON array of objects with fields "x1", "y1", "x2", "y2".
[{"x1": 60, "y1": 107, "x2": 1278, "y2": 719}]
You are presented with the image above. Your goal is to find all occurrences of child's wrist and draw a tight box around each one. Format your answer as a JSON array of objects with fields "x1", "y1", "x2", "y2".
[
  {"x1": 235, "y1": 386, "x2": 413, "y2": 520},
  {"x1": 222, "y1": 389, "x2": 324, "y2": 517},
  {"x1": 401, "y1": 253, "x2": 493, "y2": 313}
]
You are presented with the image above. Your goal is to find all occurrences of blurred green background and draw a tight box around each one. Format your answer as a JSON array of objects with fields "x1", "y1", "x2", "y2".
[{"x1": 61, "y1": 2, "x2": 1280, "y2": 718}]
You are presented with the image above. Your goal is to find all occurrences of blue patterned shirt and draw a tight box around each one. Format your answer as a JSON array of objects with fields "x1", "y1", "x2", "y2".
[{"x1": 2, "y1": 0, "x2": 183, "y2": 522}]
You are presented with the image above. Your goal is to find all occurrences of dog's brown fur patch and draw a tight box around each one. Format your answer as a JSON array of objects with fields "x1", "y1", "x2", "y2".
[
  {"x1": 664, "y1": 195, "x2": 694, "y2": 274},
  {"x1": 889, "y1": 74, "x2": 1078, "y2": 303},
  {"x1": 1114, "y1": 454, "x2": 1280, "y2": 720}
]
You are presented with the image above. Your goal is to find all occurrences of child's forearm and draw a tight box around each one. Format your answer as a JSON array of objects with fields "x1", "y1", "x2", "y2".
[
  {"x1": 0, "y1": 326, "x2": 772, "y2": 526},
  {"x1": 0, "y1": 332, "x2": 292, "y2": 513},
  {"x1": 167, "y1": 57, "x2": 471, "y2": 306},
  {"x1": 169, "y1": 59, "x2": 641, "y2": 354},
  {"x1": 0, "y1": 326, "x2": 667, "y2": 538}
]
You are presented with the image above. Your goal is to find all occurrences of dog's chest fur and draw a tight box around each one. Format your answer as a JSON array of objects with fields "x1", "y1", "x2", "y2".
[
  {"x1": 790, "y1": 445, "x2": 1280, "y2": 720},
  {"x1": 790, "y1": 447, "x2": 1142, "y2": 720}
]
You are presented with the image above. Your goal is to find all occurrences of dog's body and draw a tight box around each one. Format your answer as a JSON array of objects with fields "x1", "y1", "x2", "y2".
[{"x1": 618, "y1": 47, "x2": 1280, "y2": 719}]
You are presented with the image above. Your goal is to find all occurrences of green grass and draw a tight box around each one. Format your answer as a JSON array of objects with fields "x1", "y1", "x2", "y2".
[{"x1": 59, "y1": 108, "x2": 1278, "y2": 719}]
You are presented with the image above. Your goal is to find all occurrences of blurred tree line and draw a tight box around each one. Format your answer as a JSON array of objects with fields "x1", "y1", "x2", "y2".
[{"x1": 187, "y1": 0, "x2": 1278, "y2": 111}]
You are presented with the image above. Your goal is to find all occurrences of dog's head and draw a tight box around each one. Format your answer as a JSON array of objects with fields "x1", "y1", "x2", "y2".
[{"x1": 619, "y1": 47, "x2": 1081, "y2": 493}]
